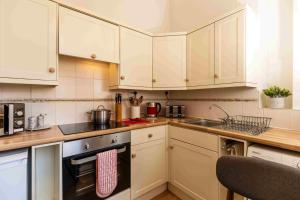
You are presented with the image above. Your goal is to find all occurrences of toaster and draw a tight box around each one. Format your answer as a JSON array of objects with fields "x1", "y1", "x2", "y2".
[{"x1": 166, "y1": 105, "x2": 185, "y2": 118}]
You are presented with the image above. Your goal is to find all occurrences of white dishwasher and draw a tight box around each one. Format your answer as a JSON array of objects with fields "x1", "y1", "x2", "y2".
[
  {"x1": 0, "y1": 149, "x2": 28, "y2": 200},
  {"x1": 247, "y1": 144, "x2": 300, "y2": 169}
]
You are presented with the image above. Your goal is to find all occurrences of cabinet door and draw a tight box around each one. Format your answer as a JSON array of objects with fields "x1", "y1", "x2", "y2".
[
  {"x1": 120, "y1": 27, "x2": 152, "y2": 88},
  {"x1": 59, "y1": 7, "x2": 119, "y2": 63},
  {"x1": 169, "y1": 139, "x2": 219, "y2": 200},
  {"x1": 215, "y1": 10, "x2": 245, "y2": 84},
  {"x1": 153, "y1": 36, "x2": 186, "y2": 88},
  {"x1": 187, "y1": 24, "x2": 215, "y2": 87},
  {"x1": 0, "y1": 0, "x2": 57, "y2": 81},
  {"x1": 131, "y1": 139, "x2": 167, "y2": 199}
]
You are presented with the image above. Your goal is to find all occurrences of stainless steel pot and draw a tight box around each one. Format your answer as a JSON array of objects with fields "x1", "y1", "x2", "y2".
[{"x1": 89, "y1": 105, "x2": 111, "y2": 124}]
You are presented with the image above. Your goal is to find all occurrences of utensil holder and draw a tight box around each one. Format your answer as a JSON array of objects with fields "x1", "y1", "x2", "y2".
[{"x1": 130, "y1": 106, "x2": 141, "y2": 119}]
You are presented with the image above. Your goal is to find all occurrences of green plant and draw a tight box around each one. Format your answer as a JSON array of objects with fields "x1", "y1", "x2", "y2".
[{"x1": 263, "y1": 86, "x2": 292, "y2": 98}]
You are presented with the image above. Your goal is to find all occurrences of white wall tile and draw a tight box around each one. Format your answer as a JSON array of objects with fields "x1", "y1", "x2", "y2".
[
  {"x1": 31, "y1": 103, "x2": 56, "y2": 125},
  {"x1": 242, "y1": 101, "x2": 264, "y2": 116},
  {"x1": 59, "y1": 56, "x2": 76, "y2": 78},
  {"x1": 263, "y1": 108, "x2": 292, "y2": 129},
  {"x1": 76, "y1": 60, "x2": 94, "y2": 79},
  {"x1": 1, "y1": 84, "x2": 31, "y2": 99},
  {"x1": 94, "y1": 80, "x2": 111, "y2": 99},
  {"x1": 76, "y1": 78, "x2": 93, "y2": 98},
  {"x1": 31, "y1": 86, "x2": 56, "y2": 99},
  {"x1": 76, "y1": 102, "x2": 93, "y2": 123},
  {"x1": 56, "y1": 102, "x2": 76, "y2": 125},
  {"x1": 56, "y1": 77, "x2": 76, "y2": 99},
  {"x1": 93, "y1": 62, "x2": 109, "y2": 80}
]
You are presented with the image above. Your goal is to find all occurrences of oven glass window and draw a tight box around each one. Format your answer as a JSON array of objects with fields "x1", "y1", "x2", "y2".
[{"x1": 63, "y1": 143, "x2": 130, "y2": 200}]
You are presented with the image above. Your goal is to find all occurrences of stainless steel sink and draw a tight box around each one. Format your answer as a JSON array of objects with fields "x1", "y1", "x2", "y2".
[{"x1": 184, "y1": 119, "x2": 223, "y2": 127}]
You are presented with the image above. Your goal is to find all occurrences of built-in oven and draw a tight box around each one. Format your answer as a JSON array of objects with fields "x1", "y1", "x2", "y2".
[{"x1": 63, "y1": 132, "x2": 131, "y2": 200}]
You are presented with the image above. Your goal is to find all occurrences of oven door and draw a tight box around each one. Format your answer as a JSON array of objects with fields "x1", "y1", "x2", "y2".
[{"x1": 63, "y1": 143, "x2": 130, "y2": 200}]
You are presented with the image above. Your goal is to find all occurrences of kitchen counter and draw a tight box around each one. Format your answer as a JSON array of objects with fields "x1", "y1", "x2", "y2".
[
  {"x1": 1, "y1": 118, "x2": 300, "y2": 153},
  {"x1": 0, "y1": 119, "x2": 169, "y2": 152}
]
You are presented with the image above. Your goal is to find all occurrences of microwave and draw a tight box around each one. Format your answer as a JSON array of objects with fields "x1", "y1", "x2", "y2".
[{"x1": 0, "y1": 103, "x2": 25, "y2": 136}]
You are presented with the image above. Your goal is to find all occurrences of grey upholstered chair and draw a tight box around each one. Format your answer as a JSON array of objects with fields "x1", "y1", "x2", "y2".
[{"x1": 216, "y1": 156, "x2": 300, "y2": 200}]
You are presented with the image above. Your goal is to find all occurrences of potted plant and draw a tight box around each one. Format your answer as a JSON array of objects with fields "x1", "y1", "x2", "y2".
[{"x1": 263, "y1": 86, "x2": 292, "y2": 109}]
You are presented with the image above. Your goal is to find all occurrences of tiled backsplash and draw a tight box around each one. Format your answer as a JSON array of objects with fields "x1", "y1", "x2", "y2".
[
  {"x1": 170, "y1": 89, "x2": 300, "y2": 130},
  {"x1": 0, "y1": 56, "x2": 166, "y2": 126}
]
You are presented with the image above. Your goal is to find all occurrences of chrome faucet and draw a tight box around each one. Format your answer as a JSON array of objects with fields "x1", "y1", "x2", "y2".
[{"x1": 209, "y1": 104, "x2": 230, "y2": 121}]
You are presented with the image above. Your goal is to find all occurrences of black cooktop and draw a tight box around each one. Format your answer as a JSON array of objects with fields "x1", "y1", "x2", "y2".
[{"x1": 58, "y1": 121, "x2": 128, "y2": 135}]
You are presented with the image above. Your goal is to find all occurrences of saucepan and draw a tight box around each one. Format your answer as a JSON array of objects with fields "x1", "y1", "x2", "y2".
[{"x1": 87, "y1": 105, "x2": 111, "y2": 125}]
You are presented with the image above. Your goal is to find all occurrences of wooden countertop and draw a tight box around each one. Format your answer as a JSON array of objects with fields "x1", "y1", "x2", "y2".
[
  {"x1": 1, "y1": 118, "x2": 300, "y2": 153},
  {"x1": 0, "y1": 119, "x2": 169, "y2": 152},
  {"x1": 169, "y1": 122, "x2": 300, "y2": 153}
]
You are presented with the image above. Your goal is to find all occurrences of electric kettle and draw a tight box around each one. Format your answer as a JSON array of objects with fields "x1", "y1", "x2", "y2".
[{"x1": 146, "y1": 102, "x2": 162, "y2": 118}]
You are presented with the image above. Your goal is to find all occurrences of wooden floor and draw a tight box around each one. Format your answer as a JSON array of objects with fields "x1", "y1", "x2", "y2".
[{"x1": 152, "y1": 191, "x2": 181, "y2": 200}]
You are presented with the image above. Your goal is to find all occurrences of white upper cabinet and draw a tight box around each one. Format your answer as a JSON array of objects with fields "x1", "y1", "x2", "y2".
[
  {"x1": 111, "y1": 27, "x2": 152, "y2": 89},
  {"x1": 0, "y1": 0, "x2": 58, "y2": 85},
  {"x1": 215, "y1": 10, "x2": 246, "y2": 84},
  {"x1": 59, "y1": 7, "x2": 119, "y2": 63},
  {"x1": 153, "y1": 35, "x2": 187, "y2": 89},
  {"x1": 187, "y1": 24, "x2": 215, "y2": 87}
]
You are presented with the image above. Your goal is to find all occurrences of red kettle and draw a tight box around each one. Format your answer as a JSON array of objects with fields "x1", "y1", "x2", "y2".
[{"x1": 146, "y1": 102, "x2": 161, "y2": 118}]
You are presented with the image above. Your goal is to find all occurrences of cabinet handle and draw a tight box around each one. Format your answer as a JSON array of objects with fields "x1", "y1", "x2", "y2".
[
  {"x1": 131, "y1": 154, "x2": 136, "y2": 159},
  {"x1": 169, "y1": 146, "x2": 174, "y2": 150},
  {"x1": 120, "y1": 76, "x2": 125, "y2": 80},
  {"x1": 148, "y1": 134, "x2": 153, "y2": 138},
  {"x1": 91, "y1": 54, "x2": 97, "y2": 59},
  {"x1": 48, "y1": 67, "x2": 56, "y2": 73},
  {"x1": 152, "y1": 79, "x2": 156, "y2": 83},
  {"x1": 214, "y1": 74, "x2": 219, "y2": 79}
]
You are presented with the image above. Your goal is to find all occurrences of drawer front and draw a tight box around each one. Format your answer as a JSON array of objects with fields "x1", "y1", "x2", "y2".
[
  {"x1": 169, "y1": 126, "x2": 218, "y2": 152},
  {"x1": 131, "y1": 126, "x2": 166, "y2": 145}
]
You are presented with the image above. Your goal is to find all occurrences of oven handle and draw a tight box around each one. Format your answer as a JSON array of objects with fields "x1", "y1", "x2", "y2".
[{"x1": 70, "y1": 146, "x2": 127, "y2": 165}]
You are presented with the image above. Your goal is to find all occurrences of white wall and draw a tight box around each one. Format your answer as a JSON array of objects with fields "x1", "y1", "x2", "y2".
[
  {"x1": 293, "y1": 0, "x2": 300, "y2": 109},
  {"x1": 60, "y1": 0, "x2": 171, "y2": 33},
  {"x1": 169, "y1": 0, "x2": 242, "y2": 32},
  {"x1": 253, "y1": 0, "x2": 293, "y2": 108}
]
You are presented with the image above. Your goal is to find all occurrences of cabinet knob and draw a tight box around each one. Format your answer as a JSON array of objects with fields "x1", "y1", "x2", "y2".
[
  {"x1": 214, "y1": 74, "x2": 219, "y2": 79},
  {"x1": 120, "y1": 76, "x2": 125, "y2": 80},
  {"x1": 185, "y1": 79, "x2": 189, "y2": 82},
  {"x1": 169, "y1": 146, "x2": 174, "y2": 150},
  {"x1": 48, "y1": 67, "x2": 56, "y2": 73},
  {"x1": 152, "y1": 79, "x2": 156, "y2": 83},
  {"x1": 148, "y1": 134, "x2": 153, "y2": 138},
  {"x1": 91, "y1": 54, "x2": 97, "y2": 59},
  {"x1": 131, "y1": 154, "x2": 136, "y2": 159}
]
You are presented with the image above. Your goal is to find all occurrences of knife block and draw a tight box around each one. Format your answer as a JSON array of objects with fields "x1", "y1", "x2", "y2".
[{"x1": 115, "y1": 103, "x2": 122, "y2": 122}]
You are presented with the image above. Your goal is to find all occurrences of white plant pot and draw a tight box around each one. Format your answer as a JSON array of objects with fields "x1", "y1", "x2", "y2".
[{"x1": 268, "y1": 97, "x2": 285, "y2": 109}]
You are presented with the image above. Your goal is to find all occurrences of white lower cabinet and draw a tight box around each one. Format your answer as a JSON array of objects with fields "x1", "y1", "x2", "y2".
[
  {"x1": 169, "y1": 139, "x2": 219, "y2": 200},
  {"x1": 131, "y1": 126, "x2": 167, "y2": 199},
  {"x1": 31, "y1": 142, "x2": 62, "y2": 200},
  {"x1": 169, "y1": 126, "x2": 219, "y2": 200}
]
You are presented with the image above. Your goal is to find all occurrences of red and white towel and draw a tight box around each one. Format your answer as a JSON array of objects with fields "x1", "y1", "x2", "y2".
[{"x1": 96, "y1": 149, "x2": 118, "y2": 198}]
